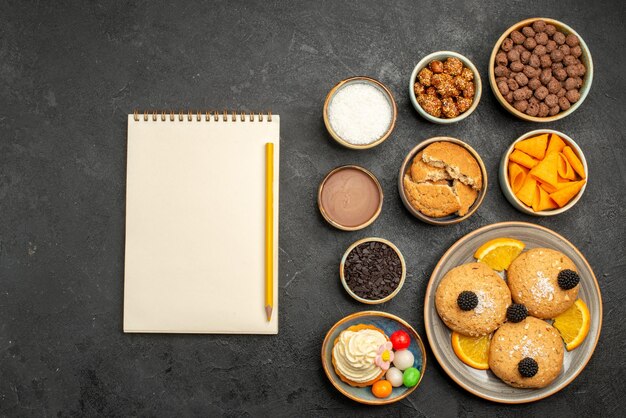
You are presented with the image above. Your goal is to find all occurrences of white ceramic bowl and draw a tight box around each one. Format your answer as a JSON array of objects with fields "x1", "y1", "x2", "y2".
[
  {"x1": 499, "y1": 129, "x2": 588, "y2": 216},
  {"x1": 409, "y1": 51, "x2": 482, "y2": 124}
]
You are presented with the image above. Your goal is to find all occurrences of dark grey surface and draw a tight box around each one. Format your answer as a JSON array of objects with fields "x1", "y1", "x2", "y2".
[{"x1": 1, "y1": 1, "x2": 625, "y2": 416}]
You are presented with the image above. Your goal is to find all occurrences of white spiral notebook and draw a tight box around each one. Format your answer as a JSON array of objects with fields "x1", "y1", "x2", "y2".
[{"x1": 124, "y1": 111, "x2": 279, "y2": 334}]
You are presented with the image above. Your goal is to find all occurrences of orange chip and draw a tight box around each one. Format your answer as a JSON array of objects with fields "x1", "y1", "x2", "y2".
[
  {"x1": 549, "y1": 180, "x2": 586, "y2": 207},
  {"x1": 515, "y1": 134, "x2": 549, "y2": 159},
  {"x1": 509, "y1": 149, "x2": 539, "y2": 170},
  {"x1": 557, "y1": 153, "x2": 577, "y2": 180},
  {"x1": 563, "y1": 146, "x2": 586, "y2": 179},
  {"x1": 532, "y1": 185, "x2": 559, "y2": 212},
  {"x1": 546, "y1": 133, "x2": 567, "y2": 155},
  {"x1": 516, "y1": 175, "x2": 537, "y2": 207},
  {"x1": 508, "y1": 162, "x2": 528, "y2": 194},
  {"x1": 540, "y1": 182, "x2": 557, "y2": 194},
  {"x1": 529, "y1": 152, "x2": 559, "y2": 188}
]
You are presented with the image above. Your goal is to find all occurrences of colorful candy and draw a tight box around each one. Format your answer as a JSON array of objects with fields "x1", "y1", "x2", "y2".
[
  {"x1": 390, "y1": 330, "x2": 411, "y2": 350},
  {"x1": 385, "y1": 367, "x2": 404, "y2": 388},
  {"x1": 371, "y1": 379, "x2": 393, "y2": 398},
  {"x1": 392, "y1": 349, "x2": 414, "y2": 370},
  {"x1": 402, "y1": 367, "x2": 421, "y2": 388}
]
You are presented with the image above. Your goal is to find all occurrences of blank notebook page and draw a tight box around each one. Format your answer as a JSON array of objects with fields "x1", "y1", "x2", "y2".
[{"x1": 124, "y1": 114, "x2": 279, "y2": 334}]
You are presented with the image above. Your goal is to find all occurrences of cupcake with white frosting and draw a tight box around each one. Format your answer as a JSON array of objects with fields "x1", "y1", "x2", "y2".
[{"x1": 331, "y1": 324, "x2": 390, "y2": 387}]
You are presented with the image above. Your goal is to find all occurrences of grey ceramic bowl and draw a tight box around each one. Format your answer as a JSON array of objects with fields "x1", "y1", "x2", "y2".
[
  {"x1": 499, "y1": 129, "x2": 588, "y2": 216},
  {"x1": 489, "y1": 18, "x2": 593, "y2": 122},
  {"x1": 409, "y1": 51, "x2": 482, "y2": 124},
  {"x1": 424, "y1": 221, "x2": 602, "y2": 403}
]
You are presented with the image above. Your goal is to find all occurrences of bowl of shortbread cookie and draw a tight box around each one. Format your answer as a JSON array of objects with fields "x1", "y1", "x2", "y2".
[{"x1": 398, "y1": 137, "x2": 487, "y2": 225}]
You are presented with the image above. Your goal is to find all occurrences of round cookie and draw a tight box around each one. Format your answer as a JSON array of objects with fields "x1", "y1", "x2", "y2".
[
  {"x1": 507, "y1": 248, "x2": 578, "y2": 319},
  {"x1": 435, "y1": 263, "x2": 511, "y2": 336},
  {"x1": 489, "y1": 317, "x2": 564, "y2": 388}
]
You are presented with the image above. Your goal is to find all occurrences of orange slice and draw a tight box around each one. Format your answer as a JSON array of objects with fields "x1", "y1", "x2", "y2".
[
  {"x1": 553, "y1": 299, "x2": 591, "y2": 351},
  {"x1": 474, "y1": 237, "x2": 525, "y2": 271},
  {"x1": 451, "y1": 332, "x2": 491, "y2": 370}
]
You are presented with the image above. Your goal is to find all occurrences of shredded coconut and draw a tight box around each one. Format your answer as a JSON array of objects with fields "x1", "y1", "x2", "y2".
[
  {"x1": 327, "y1": 82, "x2": 393, "y2": 145},
  {"x1": 474, "y1": 290, "x2": 495, "y2": 315},
  {"x1": 530, "y1": 271, "x2": 555, "y2": 302}
]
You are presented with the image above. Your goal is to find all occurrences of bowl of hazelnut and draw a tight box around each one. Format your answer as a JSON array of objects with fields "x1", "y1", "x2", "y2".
[
  {"x1": 489, "y1": 18, "x2": 593, "y2": 122},
  {"x1": 409, "y1": 51, "x2": 482, "y2": 124}
]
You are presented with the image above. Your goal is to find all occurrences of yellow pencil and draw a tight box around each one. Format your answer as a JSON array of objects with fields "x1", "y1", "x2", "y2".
[{"x1": 265, "y1": 142, "x2": 274, "y2": 321}]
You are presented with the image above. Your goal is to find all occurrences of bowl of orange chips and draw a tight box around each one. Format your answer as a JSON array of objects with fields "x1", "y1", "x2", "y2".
[{"x1": 499, "y1": 129, "x2": 587, "y2": 215}]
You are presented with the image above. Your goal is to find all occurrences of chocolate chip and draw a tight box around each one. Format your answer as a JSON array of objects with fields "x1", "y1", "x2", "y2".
[{"x1": 344, "y1": 241, "x2": 402, "y2": 301}]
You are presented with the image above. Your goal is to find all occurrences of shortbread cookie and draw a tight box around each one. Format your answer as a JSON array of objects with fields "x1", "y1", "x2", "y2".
[
  {"x1": 452, "y1": 180, "x2": 478, "y2": 216},
  {"x1": 507, "y1": 248, "x2": 578, "y2": 319},
  {"x1": 489, "y1": 317, "x2": 564, "y2": 388},
  {"x1": 410, "y1": 151, "x2": 451, "y2": 183},
  {"x1": 422, "y1": 141, "x2": 483, "y2": 190},
  {"x1": 435, "y1": 263, "x2": 511, "y2": 336},
  {"x1": 403, "y1": 175, "x2": 460, "y2": 218}
]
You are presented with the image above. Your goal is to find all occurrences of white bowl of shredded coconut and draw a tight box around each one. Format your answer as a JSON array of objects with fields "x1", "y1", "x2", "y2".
[{"x1": 323, "y1": 76, "x2": 397, "y2": 149}]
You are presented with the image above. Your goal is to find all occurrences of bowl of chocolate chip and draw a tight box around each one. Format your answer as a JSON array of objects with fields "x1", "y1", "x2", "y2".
[
  {"x1": 339, "y1": 238, "x2": 406, "y2": 304},
  {"x1": 409, "y1": 51, "x2": 482, "y2": 124},
  {"x1": 489, "y1": 18, "x2": 593, "y2": 122}
]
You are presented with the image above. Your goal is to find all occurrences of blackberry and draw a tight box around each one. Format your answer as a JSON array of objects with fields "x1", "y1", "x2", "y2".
[
  {"x1": 457, "y1": 291, "x2": 478, "y2": 311},
  {"x1": 557, "y1": 269, "x2": 580, "y2": 290},
  {"x1": 518, "y1": 357, "x2": 539, "y2": 378},
  {"x1": 506, "y1": 304, "x2": 528, "y2": 323}
]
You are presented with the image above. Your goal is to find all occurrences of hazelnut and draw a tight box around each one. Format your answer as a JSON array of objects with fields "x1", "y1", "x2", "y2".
[
  {"x1": 523, "y1": 37, "x2": 537, "y2": 50},
  {"x1": 559, "y1": 96, "x2": 571, "y2": 111},
  {"x1": 529, "y1": 96, "x2": 539, "y2": 106},
  {"x1": 496, "y1": 76, "x2": 508, "y2": 84},
  {"x1": 514, "y1": 44, "x2": 528, "y2": 53},
  {"x1": 546, "y1": 40, "x2": 557, "y2": 53},
  {"x1": 494, "y1": 65, "x2": 510, "y2": 77},
  {"x1": 553, "y1": 32, "x2": 566, "y2": 45},
  {"x1": 538, "y1": 103, "x2": 550, "y2": 117},
  {"x1": 549, "y1": 105, "x2": 560, "y2": 116},
  {"x1": 566, "y1": 89, "x2": 581, "y2": 103},
  {"x1": 566, "y1": 65, "x2": 579, "y2": 78},
  {"x1": 548, "y1": 78, "x2": 561, "y2": 94},
  {"x1": 497, "y1": 80, "x2": 510, "y2": 96},
  {"x1": 535, "y1": 32, "x2": 549, "y2": 45},
  {"x1": 557, "y1": 88, "x2": 567, "y2": 98},
  {"x1": 507, "y1": 49, "x2": 520, "y2": 62},
  {"x1": 461, "y1": 68, "x2": 474, "y2": 81},
  {"x1": 559, "y1": 44, "x2": 571, "y2": 56},
  {"x1": 528, "y1": 77, "x2": 541, "y2": 90},
  {"x1": 454, "y1": 75, "x2": 469, "y2": 91},
  {"x1": 534, "y1": 45, "x2": 548, "y2": 56},
  {"x1": 550, "y1": 50, "x2": 564, "y2": 62},
  {"x1": 511, "y1": 30, "x2": 526, "y2": 45},
  {"x1": 414, "y1": 83, "x2": 425, "y2": 95},
  {"x1": 513, "y1": 99, "x2": 529, "y2": 112},
  {"x1": 566, "y1": 34, "x2": 579, "y2": 47},
  {"x1": 551, "y1": 62, "x2": 564, "y2": 71},
  {"x1": 426, "y1": 86, "x2": 437, "y2": 96},
  {"x1": 463, "y1": 81, "x2": 475, "y2": 98},
  {"x1": 505, "y1": 92, "x2": 514, "y2": 103},
  {"x1": 523, "y1": 65, "x2": 538, "y2": 78},
  {"x1": 532, "y1": 20, "x2": 547, "y2": 32},
  {"x1": 571, "y1": 45, "x2": 582, "y2": 58},
  {"x1": 534, "y1": 86, "x2": 549, "y2": 100},
  {"x1": 529, "y1": 54, "x2": 541, "y2": 68},
  {"x1": 545, "y1": 94, "x2": 558, "y2": 107},
  {"x1": 417, "y1": 94, "x2": 442, "y2": 117},
  {"x1": 521, "y1": 50, "x2": 531, "y2": 64},
  {"x1": 563, "y1": 55, "x2": 578, "y2": 67},
  {"x1": 523, "y1": 86, "x2": 534, "y2": 100},
  {"x1": 515, "y1": 72, "x2": 529, "y2": 86},
  {"x1": 510, "y1": 61, "x2": 524, "y2": 72},
  {"x1": 545, "y1": 24, "x2": 557, "y2": 36},
  {"x1": 429, "y1": 60, "x2": 444, "y2": 73},
  {"x1": 502, "y1": 38, "x2": 514, "y2": 52},
  {"x1": 554, "y1": 68, "x2": 568, "y2": 81},
  {"x1": 577, "y1": 63, "x2": 587, "y2": 76}
]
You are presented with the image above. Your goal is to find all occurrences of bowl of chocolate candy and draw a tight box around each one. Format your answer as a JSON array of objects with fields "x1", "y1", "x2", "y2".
[
  {"x1": 409, "y1": 51, "x2": 482, "y2": 124},
  {"x1": 489, "y1": 18, "x2": 593, "y2": 122}
]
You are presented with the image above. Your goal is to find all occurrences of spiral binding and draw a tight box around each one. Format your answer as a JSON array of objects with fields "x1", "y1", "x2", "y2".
[{"x1": 132, "y1": 109, "x2": 272, "y2": 122}]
